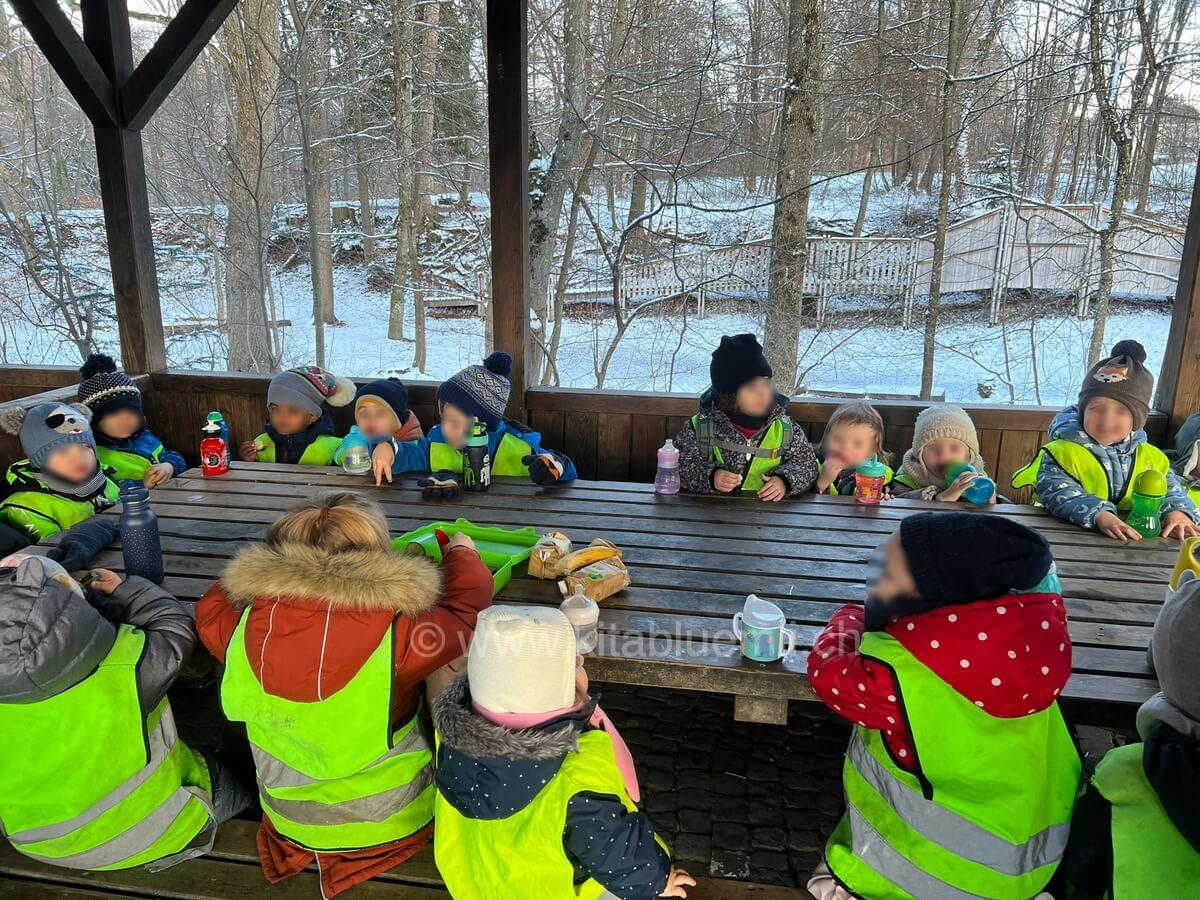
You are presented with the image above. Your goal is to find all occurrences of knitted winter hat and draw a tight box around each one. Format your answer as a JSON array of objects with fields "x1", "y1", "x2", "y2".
[
  {"x1": 77, "y1": 354, "x2": 141, "y2": 421},
  {"x1": 1147, "y1": 572, "x2": 1200, "y2": 723},
  {"x1": 0, "y1": 401, "x2": 96, "y2": 470},
  {"x1": 267, "y1": 365, "x2": 355, "y2": 419},
  {"x1": 913, "y1": 404, "x2": 980, "y2": 459},
  {"x1": 710, "y1": 334, "x2": 773, "y2": 395},
  {"x1": 899, "y1": 512, "x2": 1053, "y2": 606},
  {"x1": 354, "y1": 378, "x2": 410, "y2": 433},
  {"x1": 1078, "y1": 339, "x2": 1152, "y2": 432},
  {"x1": 468, "y1": 605, "x2": 577, "y2": 716},
  {"x1": 437, "y1": 352, "x2": 513, "y2": 430}
]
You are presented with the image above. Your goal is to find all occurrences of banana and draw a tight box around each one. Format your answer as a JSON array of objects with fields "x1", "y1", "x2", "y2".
[{"x1": 554, "y1": 539, "x2": 622, "y2": 576}]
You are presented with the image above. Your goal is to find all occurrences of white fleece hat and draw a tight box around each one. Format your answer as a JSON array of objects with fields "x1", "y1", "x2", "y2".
[{"x1": 468, "y1": 605, "x2": 577, "y2": 715}]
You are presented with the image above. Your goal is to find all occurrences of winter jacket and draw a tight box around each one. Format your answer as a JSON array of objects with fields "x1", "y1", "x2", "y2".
[
  {"x1": 0, "y1": 460, "x2": 120, "y2": 541},
  {"x1": 893, "y1": 446, "x2": 990, "y2": 498},
  {"x1": 390, "y1": 420, "x2": 578, "y2": 482},
  {"x1": 333, "y1": 410, "x2": 425, "y2": 466},
  {"x1": 95, "y1": 426, "x2": 187, "y2": 479},
  {"x1": 432, "y1": 676, "x2": 671, "y2": 899},
  {"x1": 1167, "y1": 412, "x2": 1200, "y2": 503},
  {"x1": 1035, "y1": 406, "x2": 1199, "y2": 528},
  {"x1": 675, "y1": 391, "x2": 817, "y2": 496},
  {"x1": 807, "y1": 571, "x2": 1072, "y2": 770},
  {"x1": 196, "y1": 538, "x2": 493, "y2": 897},
  {"x1": 815, "y1": 453, "x2": 894, "y2": 497},
  {"x1": 253, "y1": 411, "x2": 342, "y2": 465}
]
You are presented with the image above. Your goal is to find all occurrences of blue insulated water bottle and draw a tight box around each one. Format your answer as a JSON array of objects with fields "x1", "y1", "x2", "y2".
[{"x1": 119, "y1": 482, "x2": 164, "y2": 584}]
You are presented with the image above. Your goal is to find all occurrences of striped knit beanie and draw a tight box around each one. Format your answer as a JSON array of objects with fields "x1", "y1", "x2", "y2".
[
  {"x1": 78, "y1": 354, "x2": 141, "y2": 420},
  {"x1": 437, "y1": 352, "x2": 513, "y2": 429}
]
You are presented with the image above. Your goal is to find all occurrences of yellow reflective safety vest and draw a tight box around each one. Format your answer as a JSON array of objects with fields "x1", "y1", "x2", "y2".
[
  {"x1": 0, "y1": 625, "x2": 215, "y2": 870},
  {"x1": 253, "y1": 432, "x2": 343, "y2": 466},
  {"x1": 825, "y1": 631, "x2": 1081, "y2": 899},
  {"x1": 0, "y1": 461, "x2": 120, "y2": 541},
  {"x1": 428, "y1": 431, "x2": 533, "y2": 476},
  {"x1": 1092, "y1": 740, "x2": 1200, "y2": 897},
  {"x1": 219, "y1": 611, "x2": 435, "y2": 851},
  {"x1": 96, "y1": 443, "x2": 164, "y2": 481},
  {"x1": 691, "y1": 414, "x2": 792, "y2": 492},
  {"x1": 1011, "y1": 438, "x2": 1170, "y2": 509},
  {"x1": 434, "y1": 729, "x2": 666, "y2": 899}
]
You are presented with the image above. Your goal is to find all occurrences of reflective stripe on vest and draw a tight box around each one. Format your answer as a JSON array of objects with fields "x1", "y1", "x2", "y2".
[
  {"x1": 434, "y1": 729, "x2": 667, "y2": 900},
  {"x1": 0, "y1": 625, "x2": 215, "y2": 871},
  {"x1": 219, "y1": 611, "x2": 435, "y2": 851},
  {"x1": 428, "y1": 431, "x2": 534, "y2": 476},
  {"x1": 825, "y1": 630, "x2": 1080, "y2": 899},
  {"x1": 96, "y1": 445, "x2": 162, "y2": 481},
  {"x1": 691, "y1": 415, "x2": 788, "y2": 492},
  {"x1": 1010, "y1": 439, "x2": 1169, "y2": 509},
  {"x1": 255, "y1": 433, "x2": 343, "y2": 466},
  {"x1": 1092, "y1": 741, "x2": 1200, "y2": 896}
]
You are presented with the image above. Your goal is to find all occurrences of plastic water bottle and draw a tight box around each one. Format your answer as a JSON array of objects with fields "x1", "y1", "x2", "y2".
[
  {"x1": 945, "y1": 461, "x2": 995, "y2": 505},
  {"x1": 1127, "y1": 470, "x2": 1167, "y2": 538},
  {"x1": 340, "y1": 425, "x2": 372, "y2": 474},
  {"x1": 854, "y1": 455, "x2": 887, "y2": 504},
  {"x1": 119, "y1": 482, "x2": 164, "y2": 584},
  {"x1": 560, "y1": 584, "x2": 599, "y2": 654},
  {"x1": 206, "y1": 411, "x2": 230, "y2": 450},
  {"x1": 463, "y1": 419, "x2": 491, "y2": 492},
  {"x1": 654, "y1": 439, "x2": 680, "y2": 494}
]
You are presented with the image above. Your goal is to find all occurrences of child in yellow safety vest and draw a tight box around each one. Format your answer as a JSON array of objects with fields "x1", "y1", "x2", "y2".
[
  {"x1": 1012, "y1": 339, "x2": 1200, "y2": 542},
  {"x1": 432, "y1": 605, "x2": 696, "y2": 899},
  {"x1": 675, "y1": 333, "x2": 818, "y2": 500},
  {"x1": 1062, "y1": 569, "x2": 1200, "y2": 897},
  {"x1": 892, "y1": 403, "x2": 996, "y2": 503},
  {"x1": 378, "y1": 352, "x2": 577, "y2": 489},
  {"x1": 238, "y1": 365, "x2": 355, "y2": 465},
  {"x1": 78, "y1": 354, "x2": 186, "y2": 488},
  {"x1": 1166, "y1": 411, "x2": 1200, "y2": 508},
  {"x1": 813, "y1": 400, "x2": 893, "y2": 496}
]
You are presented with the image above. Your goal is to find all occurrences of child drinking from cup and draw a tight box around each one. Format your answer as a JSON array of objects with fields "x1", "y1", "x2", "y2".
[
  {"x1": 814, "y1": 400, "x2": 892, "y2": 496},
  {"x1": 238, "y1": 365, "x2": 355, "y2": 465},
  {"x1": 893, "y1": 403, "x2": 996, "y2": 503},
  {"x1": 806, "y1": 512, "x2": 1080, "y2": 899},
  {"x1": 675, "y1": 333, "x2": 818, "y2": 500}
]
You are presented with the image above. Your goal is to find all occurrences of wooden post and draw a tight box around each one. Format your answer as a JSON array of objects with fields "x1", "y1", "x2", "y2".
[
  {"x1": 1156, "y1": 151, "x2": 1200, "y2": 433},
  {"x1": 486, "y1": 0, "x2": 529, "y2": 418}
]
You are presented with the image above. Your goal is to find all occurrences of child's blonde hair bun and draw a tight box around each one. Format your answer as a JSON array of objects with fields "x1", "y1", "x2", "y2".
[{"x1": 266, "y1": 491, "x2": 391, "y2": 553}]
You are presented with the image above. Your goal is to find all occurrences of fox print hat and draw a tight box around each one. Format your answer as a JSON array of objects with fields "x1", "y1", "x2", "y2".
[{"x1": 1078, "y1": 339, "x2": 1152, "y2": 431}]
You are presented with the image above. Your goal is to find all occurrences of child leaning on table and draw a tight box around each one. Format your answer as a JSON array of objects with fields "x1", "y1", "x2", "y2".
[
  {"x1": 195, "y1": 492, "x2": 493, "y2": 897},
  {"x1": 77, "y1": 353, "x2": 186, "y2": 488},
  {"x1": 432, "y1": 605, "x2": 695, "y2": 899},
  {"x1": 806, "y1": 512, "x2": 1080, "y2": 900},
  {"x1": 1012, "y1": 339, "x2": 1200, "y2": 542},
  {"x1": 333, "y1": 377, "x2": 424, "y2": 478},
  {"x1": 675, "y1": 333, "x2": 818, "y2": 501},
  {"x1": 238, "y1": 365, "x2": 355, "y2": 465},
  {"x1": 892, "y1": 403, "x2": 996, "y2": 503},
  {"x1": 813, "y1": 400, "x2": 893, "y2": 496}
]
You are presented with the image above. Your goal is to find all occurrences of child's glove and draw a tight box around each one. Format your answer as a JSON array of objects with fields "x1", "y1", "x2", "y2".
[
  {"x1": 522, "y1": 453, "x2": 564, "y2": 485},
  {"x1": 419, "y1": 472, "x2": 460, "y2": 499}
]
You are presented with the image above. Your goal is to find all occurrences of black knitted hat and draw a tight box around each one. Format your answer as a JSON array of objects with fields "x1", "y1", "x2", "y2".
[
  {"x1": 77, "y1": 354, "x2": 141, "y2": 421},
  {"x1": 709, "y1": 334, "x2": 773, "y2": 395}
]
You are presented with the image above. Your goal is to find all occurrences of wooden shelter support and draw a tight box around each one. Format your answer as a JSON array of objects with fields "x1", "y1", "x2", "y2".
[{"x1": 1158, "y1": 150, "x2": 1200, "y2": 433}]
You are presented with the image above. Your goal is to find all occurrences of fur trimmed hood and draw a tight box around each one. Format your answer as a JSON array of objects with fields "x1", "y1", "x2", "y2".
[{"x1": 222, "y1": 541, "x2": 441, "y2": 615}]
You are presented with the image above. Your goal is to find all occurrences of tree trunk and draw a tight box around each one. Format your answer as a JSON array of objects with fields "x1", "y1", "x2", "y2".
[
  {"x1": 389, "y1": 0, "x2": 415, "y2": 341},
  {"x1": 853, "y1": 0, "x2": 886, "y2": 237},
  {"x1": 1133, "y1": 0, "x2": 1193, "y2": 215},
  {"x1": 409, "y1": 0, "x2": 441, "y2": 373},
  {"x1": 763, "y1": 0, "x2": 822, "y2": 391},
  {"x1": 346, "y1": 26, "x2": 376, "y2": 259}
]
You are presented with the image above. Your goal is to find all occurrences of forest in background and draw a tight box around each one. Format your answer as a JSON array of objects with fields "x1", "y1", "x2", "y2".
[{"x1": 0, "y1": 0, "x2": 1196, "y2": 401}]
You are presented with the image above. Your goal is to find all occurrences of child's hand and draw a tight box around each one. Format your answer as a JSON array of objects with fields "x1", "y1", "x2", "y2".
[
  {"x1": 523, "y1": 453, "x2": 565, "y2": 485},
  {"x1": 1096, "y1": 510, "x2": 1141, "y2": 542},
  {"x1": 713, "y1": 470, "x2": 742, "y2": 493},
  {"x1": 238, "y1": 441, "x2": 259, "y2": 462},
  {"x1": 447, "y1": 532, "x2": 476, "y2": 551},
  {"x1": 90, "y1": 568, "x2": 123, "y2": 595},
  {"x1": 143, "y1": 462, "x2": 174, "y2": 488},
  {"x1": 1163, "y1": 510, "x2": 1200, "y2": 541},
  {"x1": 816, "y1": 458, "x2": 843, "y2": 492},
  {"x1": 937, "y1": 469, "x2": 978, "y2": 502},
  {"x1": 660, "y1": 867, "x2": 696, "y2": 898},
  {"x1": 757, "y1": 475, "x2": 787, "y2": 502},
  {"x1": 372, "y1": 442, "x2": 395, "y2": 486}
]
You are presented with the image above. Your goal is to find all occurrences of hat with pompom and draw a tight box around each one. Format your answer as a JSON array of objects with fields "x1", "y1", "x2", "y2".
[
  {"x1": 267, "y1": 365, "x2": 356, "y2": 419},
  {"x1": 0, "y1": 401, "x2": 96, "y2": 470},
  {"x1": 77, "y1": 353, "x2": 141, "y2": 421},
  {"x1": 1079, "y1": 339, "x2": 1153, "y2": 432},
  {"x1": 437, "y1": 352, "x2": 513, "y2": 429}
]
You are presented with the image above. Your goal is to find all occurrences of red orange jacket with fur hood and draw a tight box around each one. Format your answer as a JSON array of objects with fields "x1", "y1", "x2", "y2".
[{"x1": 196, "y1": 539, "x2": 493, "y2": 897}]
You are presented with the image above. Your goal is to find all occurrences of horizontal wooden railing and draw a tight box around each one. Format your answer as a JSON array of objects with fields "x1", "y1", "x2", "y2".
[{"x1": 0, "y1": 366, "x2": 1169, "y2": 503}]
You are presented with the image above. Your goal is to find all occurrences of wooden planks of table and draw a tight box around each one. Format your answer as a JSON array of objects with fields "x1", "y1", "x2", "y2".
[{"x1": 65, "y1": 462, "x2": 1176, "y2": 724}]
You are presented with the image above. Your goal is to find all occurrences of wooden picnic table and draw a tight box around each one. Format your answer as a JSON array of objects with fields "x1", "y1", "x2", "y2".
[{"x1": 63, "y1": 461, "x2": 1175, "y2": 724}]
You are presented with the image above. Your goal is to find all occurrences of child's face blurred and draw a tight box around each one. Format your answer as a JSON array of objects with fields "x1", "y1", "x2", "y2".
[
  {"x1": 45, "y1": 443, "x2": 98, "y2": 482},
  {"x1": 1083, "y1": 397, "x2": 1134, "y2": 446},
  {"x1": 268, "y1": 402, "x2": 318, "y2": 436},
  {"x1": 355, "y1": 400, "x2": 397, "y2": 439},
  {"x1": 440, "y1": 402, "x2": 472, "y2": 449},
  {"x1": 868, "y1": 533, "x2": 919, "y2": 605},
  {"x1": 824, "y1": 422, "x2": 878, "y2": 468},
  {"x1": 97, "y1": 409, "x2": 141, "y2": 440},
  {"x1": 920, "y1": 438, "x2": 971, "y2": 479},
  {"x1": 735, "y1": 377, "x2": 775, "y2": 418}
]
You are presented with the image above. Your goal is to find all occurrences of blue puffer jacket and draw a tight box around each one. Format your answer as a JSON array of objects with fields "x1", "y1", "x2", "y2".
[
  {"x1": 390, "y1": 420, "x2": 577, "y2": 481},
  {"x1": 96, "y1": 427, "x2": 187, "y2": 477},
  {"x1": 1035, "y1": 406, "x2": 1199, "y2": 528}
]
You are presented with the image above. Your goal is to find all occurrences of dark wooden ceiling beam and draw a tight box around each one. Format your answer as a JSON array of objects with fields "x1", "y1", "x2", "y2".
[
  {"x1": 121, "y1": 0, "x2": 238, "y2": 130},
  {"x1": 6, "y1": 0, "x2": 118, "y2": 127}
]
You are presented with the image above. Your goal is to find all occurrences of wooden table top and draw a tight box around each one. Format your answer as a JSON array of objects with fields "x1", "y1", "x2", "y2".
[{"x1": 72, "y1": 462, "x2": 1176, "y2": 716}]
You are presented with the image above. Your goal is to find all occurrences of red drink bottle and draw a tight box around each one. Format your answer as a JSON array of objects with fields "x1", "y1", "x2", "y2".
[{"x1": 200, "y1": 421, "x2": 229, "y2": 476}]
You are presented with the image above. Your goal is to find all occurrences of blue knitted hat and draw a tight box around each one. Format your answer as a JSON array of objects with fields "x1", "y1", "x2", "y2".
[
  {"x1": 437, "y1": 352, "x2": 512, "y2": 429},
  {"x1": 355, "y1": 378, "x2": 410, "y2": 431}
]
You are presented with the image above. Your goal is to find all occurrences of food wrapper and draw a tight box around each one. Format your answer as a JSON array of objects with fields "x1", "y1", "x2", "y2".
[
  {"x1": 529, "y1": 531, "x2": 571, "y2": 579},
  {"x1": 558, "y1": 556, "x2": 630, "y2": 602}
]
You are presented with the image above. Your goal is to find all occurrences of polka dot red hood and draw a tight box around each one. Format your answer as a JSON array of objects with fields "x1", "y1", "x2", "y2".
[{"x1": 808, "y1": 580, "x2": 1071, "y2": 771}]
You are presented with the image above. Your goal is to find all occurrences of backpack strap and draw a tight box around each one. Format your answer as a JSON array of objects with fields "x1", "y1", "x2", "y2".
[{"x1": 694, "y1": 414, "x2": 714, "y2": 461}]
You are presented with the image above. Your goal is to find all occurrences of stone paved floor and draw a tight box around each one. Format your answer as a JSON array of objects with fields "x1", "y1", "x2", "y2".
[{"x1": 592, "y1": 683, "x2": 851, "y2": 889}]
